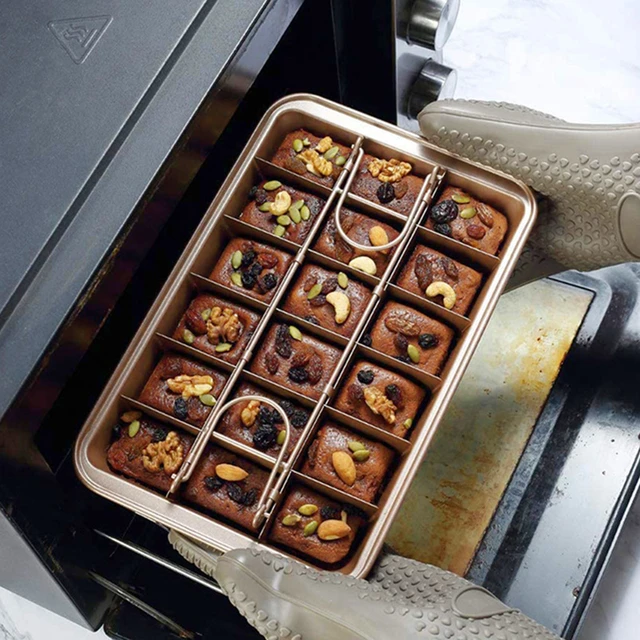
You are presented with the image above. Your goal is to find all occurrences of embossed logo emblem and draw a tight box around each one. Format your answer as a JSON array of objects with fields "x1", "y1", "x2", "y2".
[{"x1": 49, "y1": 16, "x2": 113, "y2": 64}]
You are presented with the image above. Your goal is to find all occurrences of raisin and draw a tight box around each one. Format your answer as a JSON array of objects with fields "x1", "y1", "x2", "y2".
[
  {"x1": 309, "y1": 294, "x2": 327, "y2": 307},
  {"x1": 291, "y1": 348, "x2": 311, "y2": 368},
  {"x1": 151, "y1": 426, "x2": 169, "y2": 442},
  {"x1": 377, "y1": 182, "x2": 395, "y2": 204},
  {"x1": 385, "y1": 384, "x2": 404, "y2": 409},
  {"x1": 396, "y1": 354, "x2": 411, "y2": 364},
  {"x1": 283, "y1": 156, "x2": 307, "y2": 175},
  {"x1": 241, "y1": 270, "x2": 257, "y2": 289},
  {"x1": 258, "y1": 406, "x2": 279, "y2": 428},
  {"x1": 161, "y1": 356, "x2": 185, "y2": 379},
  {"x1": 360, "y1": 333, "x2": 372, "y2": 347},
  {"x1": 394, "y1": 333, "x2": 409, "y2": 353},
  {"x1": 275, "y1": 325, "x2": 292, "y2": 358},
  {"x1": 257, "y1": 252, "x2": 278, "y2": 269},
  {"x1": 242, "y1": 488, "x2": 258, "y2": 507},
  {"x1": 357, "y1": 368, "x2": 375, "y2": 384},
  {"x1": 335, "y1": 238, "x2": 354, "y2": 263},
  {"x1": 433, "y1": 222, "x2": 453, "y2": 237},
  {"x1": 264, "y1": 351, "x2": 280, "y2": 375},
  {"x1": 204, "y1": 476, "x2": 223, "y2": 492},
  {"x1": 288, "y1": 366, "x2": 309, "y2": 384},
  {"x1": 173, "y1": 397, "x2": 188, "y2": 421},
  {"x1": 441, "y1": 257, "x2": 459, "y2": 280},
  {"x1": 394, "y1": 180, "x2": 408, "y2": 199},
  {"x1": 290, "y1": 408, "x2": 308, "y2": 429},
  {"x1": 303, "y1": 275, "x2": 317, "y2": 292},
  {"x1": 419, "y1": 333, "x2": 439, "y2": 349},
  {"x1": 430, "y1": 200, "x2": 458, "y2": 223},
  {"x1": 248, "y1": 185, "x2": 258, "y2": 200},
  {"x1": 306, "y1": 353, "x2": 323, "y2": 385},
  {"x1": 258, "y1": 272, "x2": 278, "y2": 292},
  {"x1": 321, "y1": 276, "x2": 338, "y2": 294},
  {"x1": 414, "y1": 253, "x2": 434, "y2": 290},
  {"x1": 253, "y1": 423, "x2": 278, "y2": 450},
  {"x1": 467, "y1": 224, "x2": 486, "y2": 240},
  {"x1": 341, "y1": 503, "x2": 367, "y2": 520},
  {"x1": 241, "y1": 248, "x2": 257, "y2": 268},
  {"x1": 111, "y1": 424, "x2": 122, "y2": 441},
  {"x1": 227, "y1": 484, "x2": 245, "y2": 504},
  {"x1": 340, "y1": 212, "x2": 355, "y2": 233},
  {"x1": 304, "y1": 314, "x2": 321, "y2": 325},
  {"x1": 279, "y1": 400, "x2": 296, "y2": 417},
  {"x1": 320, "y1": 505, "x2": 341, "y2": 521},
  {"x1": 347, "y1": 383, "x2": 364, "y2": 403},
  {"x1": 254, "y1": 189, "x2": 268, "y2": 206}
]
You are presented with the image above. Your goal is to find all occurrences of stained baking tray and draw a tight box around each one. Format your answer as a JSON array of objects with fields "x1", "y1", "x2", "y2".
[{"x1": 74, "y1": 94, "x2": 536, "y2": 577}]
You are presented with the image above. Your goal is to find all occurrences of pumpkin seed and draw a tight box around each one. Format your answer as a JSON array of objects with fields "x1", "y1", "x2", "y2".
[
  {"x1": 335, "y1": 155, "x2": 346, "y2": 167},
  {"x1": 282, "y1": 514, "x2": 301, "y2": 527},
  {"x1": 289, "y1": 208, "x2": 301, "y2": 224},
  {"x1": 403, "y1": 418, "x2": 413, "y2": 430},
  {"x1": 273, "y1": 225, "x2": 286, "y2": 237},
  {"x1": 338, "y1": 272, "x2": 349, "y2": 289},
  {"x1": 276, "y1": 215, "x2": 291, "y2": 226},
  {"x1": 230, "y1": 272, "x2": 243, "y2": 287},
  {"x1": 199, "y1": 394, "x2": 217, "y2": 407},
  {"x1": 292, "y1": 138, "x2": 303, "y2": 152},
  {"x1": 215, "y1": 342, "x2": 232, "y2": 353},
  {"x1": 291, "y1": 199, "x2": 304, "y2": 210},
  {"x1": 298, "y1": 504, "x2": 318, "y2": 516},
  {"x1": 452, "y1": 193, "x2": 471, "y2": 204},
  {"x1": 303, "y1": 520, "x2": 319, "y2": 537},
  {"x1": 277, "y1": 430, "x2": 286, "y2": 446},
  {"x1": 128, "y1": 420, "x2": 140, "y2": 438},
  {"x1": 407, "y1": 344, "x2": 420, "y2": 363},
  {"x1": 300, "y1": 205, "x2": 310, "y2": 221},
  {"x1": 289, "y1": 326, "x2": 302, "y2": 341},
  {"x1": 459, "y1": 206, "x2": 477, "y2": 219},
  {"x1": 182, "y1": 329, "x2": 195, "y2": 345},
  {"x1": 353, "y1": 449, "x2": 370, "y2": 462},
  {"x1": 201, "y1": 308, "x2": 212, "y2": 321},
  {"x1": 264, "y1": 180, "x2": 282, "y2": 191},
  {"x1": 231, "y1": 250, "x2": 243, "y2": 269},
  {"x1": 324, "y1": 146, "x2": 340, "y2": 160},
  {"x1": 258, "y1": 202, "x2": 272, "y2": 212},
  {"x1": 348, "y1": 440, "x2": 365, "y2": 453},
  {"x1": 307, "y1": 283, "x2": 323, "y2": 300},
  {"x1": 302, "y1": 137, "x2": 311, "y2": 146}
]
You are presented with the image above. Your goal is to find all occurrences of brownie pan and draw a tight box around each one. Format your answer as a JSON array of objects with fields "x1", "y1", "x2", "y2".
[{"x1": 75, "y1": 94, "x2": 536, "y2": 577}]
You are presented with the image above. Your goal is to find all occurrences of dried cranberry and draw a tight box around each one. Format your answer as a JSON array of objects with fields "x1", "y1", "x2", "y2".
[
  {"x1": 418, "y1": 333, "x2": 439, "y2": 349},
  {"x1": 357, "y1": 368, "x2": 375, "y2": 384},
  {"x1": 254, "y1": 189, "x2": 268, "y2": 206},
  {"x1": 394, "y1": 333, "x2": 409, "y2": 353},
  {"x1": 173, "y1": 397, "x2": 188, "y2": 421},
  {"x1": 377, "y1": 182, "x2": 395, "y2": 204},
  {"x1": 227, "y1": 484, "x2": 245, "y2": 504},
  {"x1": 258, "y1": 272, "x2": 278, "y2": 291},
  {"x1": 257, "y1": 252, "x2": 278, "y2": 269},
  {"x1": 248, "y1": 185, "x2": 258, "y2": 200},
  {"x1": 264, "y1": 351, "x2": 280, "y2": 375},
  {"x1": 242, "y1": 488, "x2": 258, "y2": 507},
  {"x1": 385, "y1": 384, "x2": 404, "y2": 409},
  {"x1": 290, "y1": 408, "x2": 308, "y2": 429},
  {"x1": 275, "y1": 325, "x2": 292, "y2": 358},
  {"x1": 253, "y1": 423, "x2": 278, "y2": 450},
  {"x1": 151, "y1": 426, "x2": 169, "y2": 442},
  {"x1": 360, "y1": 333, "x2": 372, "y2": 347},
  {"x1": 204, "y1": 476, "x2": 223, "y2": 492},
  {"x1": 306, "y1": 353, "x2": 323, "y2": 385},
  {"x1": 320, "y1": 505, "x2": 341, "y2": 521},
  {"x1": 241, "y1": 248, "x2": 257, "y2": 268},
  {"x1": 288, "y1": 366, "x2": 309, "y2": 384},
  {"x1": 430, "y1": 200, "x2": 458, "y2": 223}
]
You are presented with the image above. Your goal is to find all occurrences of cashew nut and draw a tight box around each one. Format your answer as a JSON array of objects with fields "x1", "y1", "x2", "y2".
[
  {"x1": 270, "y1": 190, "x2": 292, "y2": 215},
  {"x1": 348, "y1": 256, "x2": 377, "y2": 276},
  {"x1": 425, "y1": 281, "x2": 457, "y2": 310},
  {"x1": 326, "y1": 291, "x2": 351, "y2": 324}
]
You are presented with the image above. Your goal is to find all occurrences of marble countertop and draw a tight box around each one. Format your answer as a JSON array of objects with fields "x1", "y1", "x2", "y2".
[{"x1": 1, "y1": 0, "x2": 639, "y2": 638}]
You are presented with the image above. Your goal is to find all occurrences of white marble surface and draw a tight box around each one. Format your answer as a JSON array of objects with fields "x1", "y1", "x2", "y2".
[{"x1": 1, "y1": 0, "x2": 640, "y2": 638}]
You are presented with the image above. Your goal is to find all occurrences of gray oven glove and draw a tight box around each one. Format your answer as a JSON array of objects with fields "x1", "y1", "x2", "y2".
[{"x1": 418, "y1": 100, "x2": 640, "y2": 285}]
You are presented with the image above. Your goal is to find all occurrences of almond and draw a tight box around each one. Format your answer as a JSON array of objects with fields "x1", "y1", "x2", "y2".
[
  {"x1": 369, "y1": 225, "x2": 389, "y2": 247},
  {"x1": 317, "y1": 519, "x2": 352, "y2": 541},
  {"x1": 325, "y1": 291, "x2": 351, "y2": 324},
  {"x1": 215, "y1": 463, "x2": 248, "y2": 482},
  {"x1": 332, "y1": 450, "x2": 356, "y2": 486}
]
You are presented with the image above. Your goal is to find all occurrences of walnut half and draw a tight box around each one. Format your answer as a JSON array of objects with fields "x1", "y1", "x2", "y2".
[
  {"x1": 363, "y1": 386, "x2": 397, "y2": 424},
  {"x1": 142, "y1": 431, "x2": 184, "y2": 474},
  {"x1": 206, "y1": 306, "x2": 243, "y2": 345},
  {"x1": 241, "y1": 400, "x2": 261, "y2": 427},
  {"x1": 166, "y1": 374, "x2": 214, "y2": 399},
  {"x1": 367, "y1": 157, "x2": 412, "y2": 184},
  {"x1": 297, "y1": 148, "x2": 333, "y2": 177}
]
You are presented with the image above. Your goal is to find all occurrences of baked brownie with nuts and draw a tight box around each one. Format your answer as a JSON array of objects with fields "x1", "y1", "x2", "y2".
[
  {"x1": 217, "y1": 382, "x2": 308, "y2": 458},
  {"x1": 241, "y1": 181, "x2": 325, "y2": 244},
  {"x1": 107, "y1": 414, "x2": 193, "y2": 493},
  {"x1": 269, "y1": 485, "x2": 366, "y2": 565},
  {"x1": 301, "y1": 422, "x2": 394, "y2": 503},
  {"x1": 332, "y1": 361, "x2": 426, "y2": 438},
  {"x1": 369, "y1": 301, "x2": 455, "y2": 376},
  {"x1": 209, "y1": 238, "x2": 293, "y2": 303},
  {"x1": 282, "y1": 264, "x2": 372, "y2": 337},
  {"x1": 173, "y1": 294, "x2": 259, "y2": 364},
  {"x1": 395, "y1": 245, "x2": 482, "y2": 316},
  {"x1": 425, "y1": 186, "x2": 508, "y2": 255},
  {"x1": 350, "y1": 154, "x2": 424, "y2": 216},
  {"x1": 138, "y1": 354, "x2": 227, "y2": 427},
  {"x1": 312, "y1": 206, "x2": 399, "y2": 276},
  {"x1": 183, "y1": 445, "x2": 269, "y2": 531},
  {"x1": 249, "y1": 323, "x2": 341, "y2": 401},
  {"x1": 271, "y1": 129, "x2": 351, "y2": 188}
]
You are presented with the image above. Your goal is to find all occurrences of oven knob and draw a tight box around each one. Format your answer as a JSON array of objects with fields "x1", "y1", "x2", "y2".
[
  {"x1": 406, "y1": 0, "x2": 460, "y2": 50},
  {"x1": 407, "y1": 60, "x2": 457, "y2": 119}
]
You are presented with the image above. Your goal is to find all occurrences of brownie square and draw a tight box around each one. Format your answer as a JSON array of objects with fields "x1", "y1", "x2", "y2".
[
  {"x1": 332, "y1": 360, "x2": 426, "y2": 438},
  {"x1": 301, "y1": 422, "x2": 394, "y2": 503},
  {"x1": 269, "y1": 485, "x2": 365, "y2": 565},
  {"x1": 217, "y1": 382, "x2": 309, "y2": 458},
  {"x1": 368, "y1": 301, "x2": 455, "y2": 376},
  {"x1": 250, "y1": 323, "x2": 341, "y2": 401},
  {"x1": 425, "y1": 186, "x2": 508, "y2": 255},
  {"x1": 350, "y1": 153, "x2": 424, "y2": 216},
  {"x1": 173, "y1": 294, "x2": 260, "y2": 364},
  {"x1": 209, "y1": 238, "x2": 293, "y2": 303},
  {"x1": 270, "y1": 129, "x2": 351, "y2": 188},
  {"x1": 395, "y1": 245, "x2": 482, "y2": 316},
  {"x1": 138, "y1": 354, "x2": 228, "y2": 427},
  {"x1": 107, "y1": 417, "x2": 193, "y2": 493},
  {"x1": 240, "y1": 181, "x2": 325, "y2": 245},
  {"x1": 282, "y1": 264, "x2": 372, "y2": 337},
  {"x1": 312, "y1": 206, "x2": 399, "y2": 276},
  {"x1": 183, "y1": 445, "x2": 269, "y2": 531}
]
